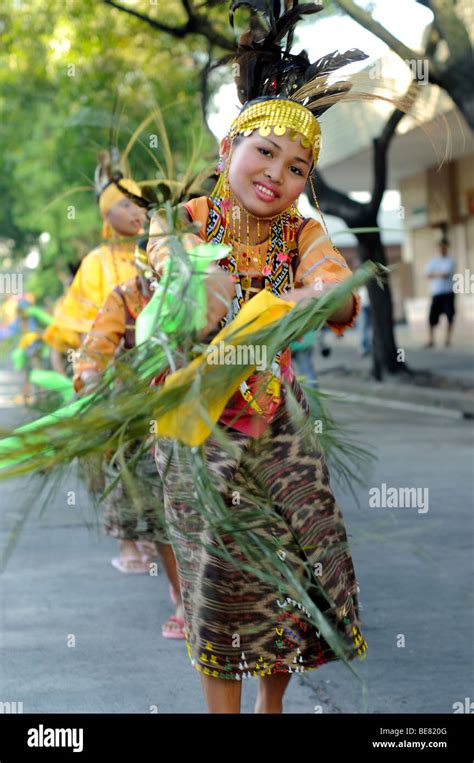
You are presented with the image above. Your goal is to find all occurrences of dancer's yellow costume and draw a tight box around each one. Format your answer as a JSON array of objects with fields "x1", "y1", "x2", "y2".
[{"x1": 43, "y1": 179, "x2": 142, "y2": 351}]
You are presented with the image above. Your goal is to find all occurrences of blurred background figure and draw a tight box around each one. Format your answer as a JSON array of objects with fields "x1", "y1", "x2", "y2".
[
  {"x1": 290, "y1": 328, "x2": 332, "y2": 386},
  {"x1": 0, "y1": 295, "x2": 47, "y2": 405},
  {"x1": 425, "y1": 238, "x2": 456, "y2": 348},
  {"x1": 43, "y1": 169, "x2": 145, "y2": 372},
  {"x1": 358, "y1": 285, "x2": 372, "y2": 357}
]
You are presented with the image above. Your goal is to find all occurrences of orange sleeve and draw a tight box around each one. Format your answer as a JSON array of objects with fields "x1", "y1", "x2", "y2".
[
  {"x1": 73, "y1": 288, "x2": 126, "y2": 391},
  {"x1": 147, "y1": 198, "x2": 207, "y2": 273},
  {"x1": 295, "y1": 218, "x2": 360, "y2": 336}
]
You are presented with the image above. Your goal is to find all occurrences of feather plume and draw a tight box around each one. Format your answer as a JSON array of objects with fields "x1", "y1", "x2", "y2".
[{"x1": 224, "y1": 1, "x2": 372, "y2": 120}]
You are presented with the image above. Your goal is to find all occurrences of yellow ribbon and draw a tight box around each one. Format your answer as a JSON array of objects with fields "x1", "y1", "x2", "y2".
[{"x1": 153, "y1": 289, "x2": 295, "y2": 446}]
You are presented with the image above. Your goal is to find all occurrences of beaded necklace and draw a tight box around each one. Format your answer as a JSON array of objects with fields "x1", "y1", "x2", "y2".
[{"x1": 204, "y1": 195, "x2": 303, "y2": 415}]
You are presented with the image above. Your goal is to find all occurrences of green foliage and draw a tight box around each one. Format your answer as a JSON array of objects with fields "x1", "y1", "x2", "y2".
[{"x1": 0, "y1": 0, "x2": 220, "y2": 297}]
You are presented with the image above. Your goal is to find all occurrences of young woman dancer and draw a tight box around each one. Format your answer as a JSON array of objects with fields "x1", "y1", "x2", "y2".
[{"x1": 145, "y1": 3, "x2": 369, "y2": 713}]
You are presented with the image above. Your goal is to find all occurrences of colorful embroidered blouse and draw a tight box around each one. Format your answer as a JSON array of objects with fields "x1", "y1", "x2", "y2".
[{"x1": 147, "y1": 195, "x2": 360, "y2": 438}]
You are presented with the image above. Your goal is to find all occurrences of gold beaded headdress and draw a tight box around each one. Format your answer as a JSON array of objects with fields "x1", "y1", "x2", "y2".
[{"x1": 229, "y1": 98, "x2": 321, "y2": 164}]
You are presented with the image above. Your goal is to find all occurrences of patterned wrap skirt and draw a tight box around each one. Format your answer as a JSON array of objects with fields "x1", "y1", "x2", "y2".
[
  {"x1": 154, "y1": 380, "x2": 368, "y2": 680},
  {"x1": 103, "y1": 439, "x2": 169, "y2": 545}
]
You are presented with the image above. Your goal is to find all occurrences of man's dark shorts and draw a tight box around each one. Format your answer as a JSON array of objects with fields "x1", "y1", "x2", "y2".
[{"x1": 429, "y1": 292, "x2": 455, "y2": 326}]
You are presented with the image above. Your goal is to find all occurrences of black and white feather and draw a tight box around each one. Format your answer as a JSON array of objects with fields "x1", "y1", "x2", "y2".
[{"x1": 224, "y1": 0, "x2": 368, "y2": 116}]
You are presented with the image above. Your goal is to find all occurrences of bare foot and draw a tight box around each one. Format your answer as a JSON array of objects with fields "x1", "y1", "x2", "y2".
[
  {"x1": 136, "y1": 541, "x2": 159, "y2": 560},
  {"x1": 117, "y1": 540, "x2": 150, "y2": 573}
]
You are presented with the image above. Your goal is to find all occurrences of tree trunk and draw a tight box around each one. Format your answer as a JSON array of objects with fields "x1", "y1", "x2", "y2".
[
  {"x1": 356, "y1": 228, "x2": 408, "y2": 380},
  {"x1": 308, "y1": 172, "x2": 408, "y2": 380},
  {"x1": 438, "y1": 60, "x2": 474, "y2": 130}
]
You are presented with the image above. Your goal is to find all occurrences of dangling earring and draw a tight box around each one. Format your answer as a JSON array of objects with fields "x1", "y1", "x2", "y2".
[
  {"x1": 101, "y1": 220, "x2": 112, "y2": 240},
  {"x1": 221, "y1": 151, "x2": 234, "y2": 233},
  {"x1": 309, "y1": 174, "x2": 331, "y2": 243},
  {"x1": 211, "y1": 154, "x2": 227, "y2": 199},
  {"x1": 211, "y1": 138, "x2": 232, "y2": 201}
]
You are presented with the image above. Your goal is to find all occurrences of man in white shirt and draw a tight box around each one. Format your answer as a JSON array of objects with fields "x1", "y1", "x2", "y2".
[{"x1": 425, "y1": 239, "x2": 456, "y2": 347}]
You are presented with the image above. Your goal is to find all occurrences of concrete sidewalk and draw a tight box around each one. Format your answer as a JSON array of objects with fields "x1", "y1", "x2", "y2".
[
  {"x1": 323, "y1": 321, "x2": 474, "y2": 381},
  {"x1": 306, "y1": 320, "x2": 474, "y2": 417}
]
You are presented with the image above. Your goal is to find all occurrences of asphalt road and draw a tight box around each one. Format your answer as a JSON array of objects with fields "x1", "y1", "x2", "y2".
[{"x1": 0, "y1": 368, "x2": 473, "y2": 714}]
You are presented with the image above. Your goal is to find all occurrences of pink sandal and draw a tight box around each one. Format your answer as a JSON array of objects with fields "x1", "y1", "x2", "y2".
[{"x1": 162, "y1": 614, "x2": 186, "y2": 640}]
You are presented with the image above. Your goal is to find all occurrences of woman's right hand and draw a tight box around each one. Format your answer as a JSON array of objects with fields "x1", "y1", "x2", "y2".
[
  {"x1": 281, "y1": 279, "x2": 340, "y2": 305},
  {"x1": 197, "y1": 265, "x2": 236, "y2": 340}
]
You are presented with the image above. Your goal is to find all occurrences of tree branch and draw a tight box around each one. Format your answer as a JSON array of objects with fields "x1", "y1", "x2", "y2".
[
  {"x1": 424, "y1": 19, "x2": 440, "y2": 59},
  {"x1": 370, "y1": 107, "x2": 405, "y2": 215},
  {"x1": 104, "y1": 0, "x2": 189, "y2": 37},
  {"x1": 369, "y1": 82, "x2": 418, "y2": 214},
  {"x1": 334, "y1": 0, "x2": 421, "y2": 63},
  {"x1": 308, "y1": 170, "x2": 367, "y2": 225},
  {"x1": 199, "y1": 41, "x2": 214, "y2": 122},
  {"x1": 419, "y1": 0, "x2": 472, "y2": 62},
  {"x1": 103, "y1": 0, "x2": 235, "y2": 51},
  {"x1": 420, "y1": 20, "x2": 443, "y2": 83}
]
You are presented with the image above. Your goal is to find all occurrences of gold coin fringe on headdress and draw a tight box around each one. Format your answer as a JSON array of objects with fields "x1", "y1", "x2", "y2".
[
  {"x1": 230, "y1": 99, "x2": 321, "y2": 163},
  {"x1": 212, "y1": 98, "x2": 321, "y2": 199}
]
